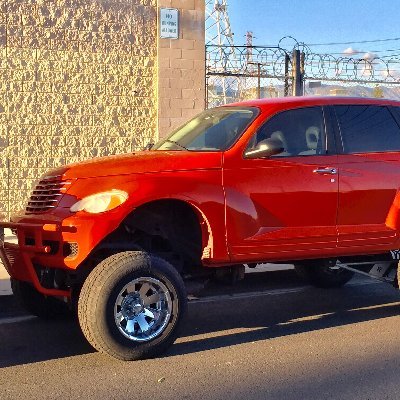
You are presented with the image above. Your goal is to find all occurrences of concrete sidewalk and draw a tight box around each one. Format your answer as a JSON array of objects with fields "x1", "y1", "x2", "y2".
[
  {"x1": 0, "y1": 267, "x2": 11, "y2": 295},
  {"x1": 0, "y1": 229, "x2": 15, "y2": 296}
]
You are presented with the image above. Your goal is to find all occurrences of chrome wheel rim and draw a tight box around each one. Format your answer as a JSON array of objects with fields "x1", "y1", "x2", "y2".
[{"x1": 114, "y1": 277, "x2": 173, "y2": 342}]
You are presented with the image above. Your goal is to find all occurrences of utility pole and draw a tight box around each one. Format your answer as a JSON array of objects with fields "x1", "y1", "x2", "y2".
[
  {"x1": 245, "y1": 31, "x2": 254, "y2": 65},
  {"x1": 248, "y1": 61, "x2": 262, "y2": 99}
]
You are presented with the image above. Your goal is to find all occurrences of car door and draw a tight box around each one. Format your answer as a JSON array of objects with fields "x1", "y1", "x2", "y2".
[
  {"x1": 334, "y1": 104, "x2": 400, "y2": 248},
  {"x1": 224, "y1": 106, "x2": 339, "y2": 263}
]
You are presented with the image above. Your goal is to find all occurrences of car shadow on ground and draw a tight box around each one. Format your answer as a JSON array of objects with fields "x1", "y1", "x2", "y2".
[
  {"x1": 0, "y1": 316, "x2": 95, "y2": 368},
  {"x1": 170, "y1": 278, "x2": 400, "y2": 357},
  {"x1": 0, "y1": 272, "x2": 399, "y2": 367}
]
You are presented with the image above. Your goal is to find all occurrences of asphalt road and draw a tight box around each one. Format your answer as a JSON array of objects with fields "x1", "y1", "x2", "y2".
[{"x1": 1, "y1": 270, "x2": 400, "y2": 400}]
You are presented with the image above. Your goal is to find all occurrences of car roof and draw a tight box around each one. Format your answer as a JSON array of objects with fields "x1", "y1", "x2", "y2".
[{"x1": 226, "y1": 96, "x2": 400, "y2": 110}]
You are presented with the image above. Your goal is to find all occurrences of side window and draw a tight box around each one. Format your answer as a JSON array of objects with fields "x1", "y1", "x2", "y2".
[
  {"x1": 246, "y1": 107, "x2": 326, "y2": 157},
  {"x1": 390, "y1": 106, "x2": 400, "y2": 126},
  {"x1": 335, "y1": 105, "x2": 400, "y2": 153}
]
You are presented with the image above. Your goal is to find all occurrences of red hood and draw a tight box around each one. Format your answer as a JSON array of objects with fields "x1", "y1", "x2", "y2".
[{"x1": 47, "y1": 151, "x2": 223, "y2": 179}]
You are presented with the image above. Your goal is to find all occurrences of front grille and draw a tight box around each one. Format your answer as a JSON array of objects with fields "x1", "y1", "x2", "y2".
[
  {"x1": 63, "y1": 242, "x2": 78, "y2": 258},
  {"x1": 26, "y1": 175, "x2": 71, "y2": 214}
]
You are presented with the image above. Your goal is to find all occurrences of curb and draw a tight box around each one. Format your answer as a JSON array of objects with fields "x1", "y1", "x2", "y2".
[
  {"x1": 0, "y1": 233, "x2": 16, "y2": 296},
  {"x1": 0, "y1": 280, "x2": 12, "y2": 297}
]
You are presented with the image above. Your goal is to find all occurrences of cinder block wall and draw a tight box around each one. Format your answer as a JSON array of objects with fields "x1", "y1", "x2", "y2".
[
  {"x1": 0, "y1": 0, "x2": 205, "y2": 218},
  {"x1": 158, "y1": 0, "x2": 205, "y2": 138}
]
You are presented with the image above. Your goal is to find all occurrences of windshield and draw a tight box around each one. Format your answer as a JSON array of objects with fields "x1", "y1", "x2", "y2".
[{"x1": 153, "y1": 107, "x2": 259, "y2": 151}]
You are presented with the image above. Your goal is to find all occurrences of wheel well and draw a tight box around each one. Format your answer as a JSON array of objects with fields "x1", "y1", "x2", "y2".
[{"x1": 88, "y1": 199, "x2": 206, "y2": 275}]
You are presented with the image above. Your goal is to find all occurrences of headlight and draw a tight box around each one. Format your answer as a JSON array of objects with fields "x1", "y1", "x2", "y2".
[{"x1": 70, "y1": 190, "x2": 128, "y2": 214}]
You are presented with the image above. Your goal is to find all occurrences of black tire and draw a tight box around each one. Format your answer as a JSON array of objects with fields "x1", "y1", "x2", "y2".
[
  {"x1": 77, "y1": 251, "x2": 187, "y2": 361},
  {"x1": 294, "y1": 261, "x2": 354, "y2": 288},
  {"x1": 11, "y1": 279, "x2": 69, "y2": 319}
]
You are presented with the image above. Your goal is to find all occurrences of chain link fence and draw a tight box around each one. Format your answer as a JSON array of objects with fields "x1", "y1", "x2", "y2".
[{"x1": 206, "y1": 45, "x2": 292, "y2": 108}]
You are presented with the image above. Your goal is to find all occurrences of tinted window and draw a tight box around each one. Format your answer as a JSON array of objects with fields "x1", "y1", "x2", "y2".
[
  {"x1": 335, "y1": 105, "x2": 400, "y2": 153},
  {"x1": 390, "y1": 106, "x2": 400, "y2": 124},
  {"x1": 246, "y1": 107, "x2": 326, "y2": 157}
]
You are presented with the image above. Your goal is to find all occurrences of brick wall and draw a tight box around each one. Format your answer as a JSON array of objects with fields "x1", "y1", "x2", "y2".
[{"x1": 0, "y1": 0, "x2": 205, "y2": 218}]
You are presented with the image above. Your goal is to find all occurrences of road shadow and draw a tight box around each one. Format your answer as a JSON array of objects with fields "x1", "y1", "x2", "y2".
[
  {"x1": 169, "y1": 278, "x2": 400, "y2": 357},
  {"x1": 0, "y1": 316, "x2": 94, "y2": 368},
  {"x1": 0, "y1": 271, "x2": 399, "y2": 367}
]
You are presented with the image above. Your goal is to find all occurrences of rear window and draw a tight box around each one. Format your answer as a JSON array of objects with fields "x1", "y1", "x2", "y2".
[{"x1": 335, "y1": 105, "x2": 400, "y2": 153}]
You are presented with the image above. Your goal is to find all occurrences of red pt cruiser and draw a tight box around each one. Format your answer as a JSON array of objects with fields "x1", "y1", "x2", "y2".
[{"x1": 2, "y1": 96, "x2": 400, "y2": 360}]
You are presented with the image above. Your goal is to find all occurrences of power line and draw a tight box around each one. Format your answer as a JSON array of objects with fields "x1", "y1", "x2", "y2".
[
  {"x1": 308, "y1": 37, "x2": 400, "y2": 46},
  {"x1": 312, "y1": 48, "x2": 400, "y2": 56}
]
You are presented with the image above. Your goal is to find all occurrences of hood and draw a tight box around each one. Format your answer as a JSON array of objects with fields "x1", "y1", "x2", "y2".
[{"x1": 47, "y1": 151, "x2": 223, "y2": 179}]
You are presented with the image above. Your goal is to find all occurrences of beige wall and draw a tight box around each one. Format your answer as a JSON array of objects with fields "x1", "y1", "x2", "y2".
[
  {"x1": 0, "y1": 0, "x2": 205, "y2": 218},
  {"x1": 157, "y1": 0, "x2": 205, "y2": 138}
]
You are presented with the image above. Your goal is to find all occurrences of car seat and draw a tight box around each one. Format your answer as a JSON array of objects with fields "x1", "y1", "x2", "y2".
[{"x1": 299, "y1": 126, "x2": 319, "y2": 155}]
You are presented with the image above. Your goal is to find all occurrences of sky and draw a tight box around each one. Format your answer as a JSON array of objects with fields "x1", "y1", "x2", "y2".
[{"x1": 226, "y1": 0, "x2": 400, "y2": 58}]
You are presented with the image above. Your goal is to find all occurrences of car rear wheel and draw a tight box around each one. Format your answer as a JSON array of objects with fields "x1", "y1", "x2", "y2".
[
  {"x1": 294, "y1": 261, "x2": 354, "y2": 288},
  {"x1": 78, "y1": 251, "x2": 187, "y2": 361},
  {"x1": 11, "y1": 279, "x2": 69, "y2": 319}
]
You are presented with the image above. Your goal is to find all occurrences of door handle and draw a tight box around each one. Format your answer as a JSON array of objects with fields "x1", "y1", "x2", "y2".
[{"x1": 313, "y1": 168, "x2": 337, "y2": 175}]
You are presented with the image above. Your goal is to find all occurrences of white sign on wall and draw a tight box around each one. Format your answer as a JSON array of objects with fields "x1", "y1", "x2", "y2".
[{"x1": 160, "y1": 8, "x2": 179, "y2": 39}]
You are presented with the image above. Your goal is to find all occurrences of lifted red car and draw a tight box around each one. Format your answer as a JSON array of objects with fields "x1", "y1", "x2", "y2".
[{"x1": 2, "y1": 96, "x2": 400, "y2": 360}]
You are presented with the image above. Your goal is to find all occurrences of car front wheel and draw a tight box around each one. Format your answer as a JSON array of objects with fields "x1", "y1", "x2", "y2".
[{"x1": 78, "y1": 251, "x2": 187, "y2": 361}]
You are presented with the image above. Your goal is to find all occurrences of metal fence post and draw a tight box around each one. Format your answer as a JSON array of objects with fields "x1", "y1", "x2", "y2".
[
  {"x1": 292, "y1": 49, "x2": 304, "y2": 96},
  {"x1": 284, "y1": 54, "x2": 290, "y2": 97},
  {"x1": 205, "y1": 74, "x2": 209, "y2": 109}
]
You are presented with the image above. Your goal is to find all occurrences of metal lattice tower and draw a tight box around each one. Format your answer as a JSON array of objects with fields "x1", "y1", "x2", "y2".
[
  {"x1": 205, "y1": 0, "x2": 236, "y2": 47},
  {"x1": 205, "y1": 0, "x2": 239, "y2": 103}
]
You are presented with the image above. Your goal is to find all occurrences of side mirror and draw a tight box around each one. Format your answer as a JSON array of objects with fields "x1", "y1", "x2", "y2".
[{"x1": 244, "y1": 138, "x2": 285, "y2": 159}]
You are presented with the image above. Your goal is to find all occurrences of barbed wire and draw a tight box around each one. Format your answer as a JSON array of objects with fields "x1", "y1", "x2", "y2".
[
  {"x1": 206, "y1": 40, "x2": 400, "y2": 108},
  {"x1": 207, "y1": 45, "x2": 290, "y2": 80},
  {"x1": 206, "y1": 43, "x2": 400, "y2": 84},
  {"x1": 303, "y1": 52, "x2": 400, "y2": 83}
]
